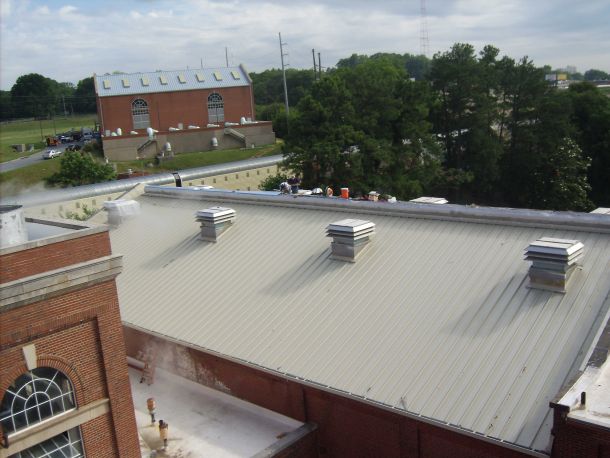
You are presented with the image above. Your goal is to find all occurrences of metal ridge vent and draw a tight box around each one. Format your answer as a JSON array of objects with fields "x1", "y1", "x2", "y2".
[
  {"x1": 196, "y1": 206, "x2": 236, "y2": 242},
  {"x1": 327, "y1": 219, "x2": 375, "y2": 262},
  {"x1": 525, "y1": 237, "x2": 584, "y2": 292}
]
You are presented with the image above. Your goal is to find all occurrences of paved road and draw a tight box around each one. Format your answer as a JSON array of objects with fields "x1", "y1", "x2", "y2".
[{"x1": 0, "y1": 143, "x2": 77, "y2": 173}]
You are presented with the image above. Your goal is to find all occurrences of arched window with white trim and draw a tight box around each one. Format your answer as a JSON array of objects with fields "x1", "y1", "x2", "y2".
[
  {"x1": 207, "y1": 93, "x2": 224, "y2": 123},
  {"x1": 131, "y1": 99, "x2": 150, "y2": 129},
  {"x1": 1, "y1": 367, "x2": 84, "y2": 457}
]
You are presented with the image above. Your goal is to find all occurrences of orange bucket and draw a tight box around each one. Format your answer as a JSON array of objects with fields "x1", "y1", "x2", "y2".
[{"x1": 340, "y1": 187, "x2": 349, "y2": 199}]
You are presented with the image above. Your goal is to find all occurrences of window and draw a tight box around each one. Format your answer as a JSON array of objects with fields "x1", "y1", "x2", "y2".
[
  {"x1": 12, "y1": 427, "x2": 84, "y2": 458},
  {"x1": 132, "y1": 99, "x2": 150, "y2": 130},
  {"x1": 1, "y1": 368, "x2": 84, "y2": 457},
  {"x1": 0, "y1": 368, "x2": 76, "y2": 435},
  {"x1": 207, "y1": 93, "x2": 224, "y2": 123}
]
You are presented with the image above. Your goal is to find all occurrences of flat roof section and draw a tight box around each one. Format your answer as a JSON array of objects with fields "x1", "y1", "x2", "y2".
[{"x1": 130, "y1": 367, "x2": 303, "y2": 457}]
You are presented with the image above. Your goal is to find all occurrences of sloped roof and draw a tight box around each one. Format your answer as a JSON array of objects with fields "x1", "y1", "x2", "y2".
[
  {"x1": 110, "y1": 188, "x2": 610, "y2": 454},
  {"x1": 94, "y1": 65, "x2": 250, "y2": 98}
]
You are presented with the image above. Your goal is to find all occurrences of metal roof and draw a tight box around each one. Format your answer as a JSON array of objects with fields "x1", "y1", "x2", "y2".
[
  {"x1": 95, "y1": 65, "x2": 251, "y2": 98},
  {"x1": 109, "y1": 190, "x2": 610, "y2": 454}
]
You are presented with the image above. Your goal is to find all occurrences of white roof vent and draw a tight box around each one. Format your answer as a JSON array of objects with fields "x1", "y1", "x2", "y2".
[
  {"x1": 196, "y1": 207, "x2": 236, "y2": 242},
  {"x1": 103, "y1": 200, "x2": 141, "y2": 226},
  {"x1": 590, "y1": 208, "x2": 610, "y2": 215},
  {"x1": 525, "y1": 237, "x2": 584, "y2": 293},
  {"x1": 409, "y1": 196, "x2": 448, "y2": 204},
  {"x1": 327, "y1": 219, "x2": 375, "y2": 262}
]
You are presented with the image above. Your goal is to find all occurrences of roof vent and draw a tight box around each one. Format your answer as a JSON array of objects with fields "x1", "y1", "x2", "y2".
[
  {"x1": 196, "y1": 207, "x2": 236, "y2": 242},
  {"x1": 327, "y1": 219, "x2": 375, "y2": 262},
  {"x1": 103, "y1": 200, "x2": 141, "y2": 226},
  {"x1": 591, "y1": 207, "x2": 610, "y2": 215},
  {"x1": 525, "y1": 237, "x2": 584, "y2": 292},
  {"x1": 409, "y1": 196, "x2": 448, "y2": 204}
]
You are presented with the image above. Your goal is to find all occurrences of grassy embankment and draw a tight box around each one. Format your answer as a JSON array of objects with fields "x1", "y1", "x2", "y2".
[
  {"x1": 0, "y1": 142, "x2": 283, "y2": 198},
  {"x1": 0, "y1": 114, "x2": 97, "y2": 162}
]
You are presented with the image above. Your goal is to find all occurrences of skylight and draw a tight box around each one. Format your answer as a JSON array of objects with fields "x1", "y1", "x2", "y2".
[
  {"x1": 122, "y1": 79, "x2": 130, "y2": 88},
  {"x1": 213, "y1": 72, "x2": 223, "y2": 81},
  {"x1": 195, "y1": 73, "x2": 205, "y2": 82},
  {"x1": 178, "y1": 74, "x2": 186, "y2": 84},
  {"x1": 141, "y1": 77, "x2": 150, "y2": 86},
  {"x1": 160, "y1": 76, "x2": 168, "y2": 85},
  {"x1": 231, "y1": 71, "x2": 240, "y2": 80},
  {"x1": 103, "y1": 80, "x2": 111, "y2": 89}
]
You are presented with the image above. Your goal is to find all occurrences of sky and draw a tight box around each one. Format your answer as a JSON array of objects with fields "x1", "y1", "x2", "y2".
[{"x1": 1, "y1": 0, "x2": 609, "y2": 90}]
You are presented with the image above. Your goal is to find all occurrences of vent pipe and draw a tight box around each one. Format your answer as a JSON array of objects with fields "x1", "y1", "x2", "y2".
[
  {"x1": 196, "y1": 207, "x2": 236, "y2": 242},
  {"x1": 525, "y1": 237, "x2": 584, "y2": 292},
  {"x1": 327, "y1": 219, "x2": 375, "y2": 262}
]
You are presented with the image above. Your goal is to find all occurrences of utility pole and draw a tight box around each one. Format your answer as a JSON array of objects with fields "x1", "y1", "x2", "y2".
[
  {"x1": 420, "y1": 0, "x2": 430, "y2": 57},
  {"x1": 225, "y1": 47, "x2": 229, "y2": 67},
  {"x1": 312, "y1": 49, "x2": 317, "y2": 80},
  {"x1": 318, "y1": 52, "x2": 322, "y2": 79},
  {"x1": 62, "y1": 95, "x2": 67, "y2": 117},
  {"x1": 279, "y1": 32, "x2": 290, "y2": 118}
]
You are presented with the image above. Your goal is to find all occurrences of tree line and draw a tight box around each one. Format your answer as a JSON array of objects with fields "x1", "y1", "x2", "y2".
[
  {"x1": 266, "y1": 44, "x2": 609, "y2": 211},
  {"x1": 0, "y1": 74, "x2": 96, "y2": 120}
]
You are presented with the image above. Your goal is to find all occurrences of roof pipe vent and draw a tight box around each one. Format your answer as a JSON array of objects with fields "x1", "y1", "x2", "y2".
[
  {"x1": 525, "y1": 237, "x2": 584, "y2": 293},
  {"x1": 409, "y1": 196, "x2": 448, "y2": 204},
  {"x1": 327, "y1": 219, "x2": 375, "y2": 262},
  {"x1": 196, "y1": 207, "x2": 236, "y2": 242}
]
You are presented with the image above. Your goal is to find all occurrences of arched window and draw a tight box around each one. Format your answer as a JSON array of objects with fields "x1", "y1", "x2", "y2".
[
  {"x1": 207, "y1": 93, "x2": 224, "y2": 123},
  {"x1": 1, "y1": 367, "x2": 76, "y2": 434},
  {"x1": 1, "y1": 368, "x2": 83, "y2": 457},
  {"x1": 132, "y1": 99, "x2": 150, "y2": 129}
]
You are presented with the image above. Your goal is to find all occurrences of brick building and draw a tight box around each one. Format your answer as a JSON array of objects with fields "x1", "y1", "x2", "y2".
[
  {"x1": 0, "y1": 206, "x2": 140, "y2": 457},
  {"x1": 94, "y1": 66, "x2": 275, "y2": 161}
]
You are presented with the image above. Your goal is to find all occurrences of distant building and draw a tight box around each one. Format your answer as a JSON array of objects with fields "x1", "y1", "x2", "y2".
[
  {"x1": 0, "y1": 205, "x2": 140, "y2": 457},
  {"x1": 94, "y1": 66, "x2": 275, "y2": 161}
]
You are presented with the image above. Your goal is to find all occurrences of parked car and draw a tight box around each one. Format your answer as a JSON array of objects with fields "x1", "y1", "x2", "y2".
[{"x1": 42, "y1": 149, "x2": 62, "y2": 159}]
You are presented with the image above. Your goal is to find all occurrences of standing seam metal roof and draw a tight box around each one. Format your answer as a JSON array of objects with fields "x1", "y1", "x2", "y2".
[
  {"x1": 95, "y1": 66, "x2": 250, "y2": 97},
  {"x1": 110, "y1": 191, "x2": 610, "y2": 455}
]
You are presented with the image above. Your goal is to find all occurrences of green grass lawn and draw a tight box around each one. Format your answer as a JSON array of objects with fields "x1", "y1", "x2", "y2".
[
  {"x1": 115, "y1": 142, "x2": 283, "y2": 173},
  {"x1": 0, "y1": 114, "x2": 97, "y2": 162},
  {"x1": 0, "y1": 158, "x2": 61, "y2": 197}
]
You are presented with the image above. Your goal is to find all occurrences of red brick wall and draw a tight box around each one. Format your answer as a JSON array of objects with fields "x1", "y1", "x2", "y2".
[
  {"x1": 124, "y1": 328, "x2": 531, "y2": 458},
  {"x1": 1, "y1": 267, "x2": 140, "y2": 457},
  {"x1": 551, "y1": 410, "x2": 610, "y2": 457},
  {"x1": 98, "y1": 86, "x2": 253, "y2": 134},
  {"x1": 0, "y1": 232, "x2": 111, "y2": 283}
]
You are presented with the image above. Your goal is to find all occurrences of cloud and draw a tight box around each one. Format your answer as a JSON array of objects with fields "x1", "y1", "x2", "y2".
[{"x1": 1, "y1": 0, "x2": 608, "y2": 90}]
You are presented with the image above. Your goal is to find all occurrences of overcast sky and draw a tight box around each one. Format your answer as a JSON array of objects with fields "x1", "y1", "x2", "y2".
[{"x1": 1, "y1": 0, "x2": 609, "y2": 90}]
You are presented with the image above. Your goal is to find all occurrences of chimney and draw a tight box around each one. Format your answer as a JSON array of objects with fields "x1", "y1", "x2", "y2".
[
  {"x1": 327, "y1": 219, "x2": 375, "y2": 262},
  {"x1": 196, "y1": 207, "x2": 236, "y2": 242},
  {"x1": 525, "y1": 237, "x2": 584, "y2": 292}
]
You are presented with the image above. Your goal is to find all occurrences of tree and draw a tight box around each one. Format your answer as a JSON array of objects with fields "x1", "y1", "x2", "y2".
[
  {"x1": 584, "y1": 69, "x2": 609, "y2": 81},
  {"x1": 47, "y1": 152, "x2": 116, "y2": 187},
  {"x1": 284, "y1": 59, "x2": 441, "y2": 200},
  {"x1": 74, "y1": 77, "x2": 97, "y2": 113},
  {"x1": 567, "y1": 82, "x2": 610, "y2": 206},
  {"x1": 10, "y1": 73, "x2": 55, "y2": 118}
]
